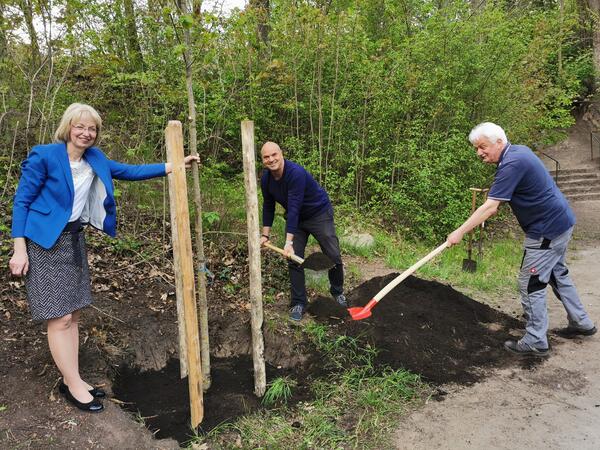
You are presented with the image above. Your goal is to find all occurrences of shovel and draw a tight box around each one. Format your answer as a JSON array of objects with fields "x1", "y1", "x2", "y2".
[
  {"x1": 462, "y1": 189, "x2": 477, "y2": 272},
  {"x1": 263, "y1": 241, "x2": 335, "y2": 271},
  {"x1": 348, "y1": 242, "x2": 448, "y2": 321}
]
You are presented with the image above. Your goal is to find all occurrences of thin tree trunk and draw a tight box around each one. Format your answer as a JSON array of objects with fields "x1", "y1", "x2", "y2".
[
  {"x1": 250, "y1": 0, "x2": 270, "y2": 50},
  {"x1": 325, "y1": 20, "x2": 341, "y2": 182},
  {"x1": 0, "y1": 5, "x2": 8, "y2": 60},
  {"x1": 180, "y1": 0, "x2": 211, "y2": 390},
  {"x1": 558, "y1": 0, "x2": 564, "y2": 76},
  {"x1": 19, "y1": 0, "x2": 40, "y2": 65},
  {"x1": 316, "y1": 22, "x2": 324, "y2": 182},
  {"x1": 591, "y1": 0, "x2": 600, "y2": 90},
  {"x1": 123, "y1": 0, "x2": 144, "y2": 70}
]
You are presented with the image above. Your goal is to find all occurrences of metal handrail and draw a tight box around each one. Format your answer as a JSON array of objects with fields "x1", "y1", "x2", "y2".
[
  {"x1": 541, "y1": 152, "x2": 560, "y2": 185},
  {"x1": 591, "y1": 131, "x2": 600, "y2": 160}
]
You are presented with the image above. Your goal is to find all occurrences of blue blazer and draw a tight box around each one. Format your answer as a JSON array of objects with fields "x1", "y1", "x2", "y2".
[{"x1": 11, "y1": 142, "x2": 166, "y2": 249}]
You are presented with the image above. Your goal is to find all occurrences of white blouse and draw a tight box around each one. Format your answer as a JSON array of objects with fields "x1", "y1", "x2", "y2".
[{"x1": 69, "y1": 158, "x2": 95, "y2": 222}]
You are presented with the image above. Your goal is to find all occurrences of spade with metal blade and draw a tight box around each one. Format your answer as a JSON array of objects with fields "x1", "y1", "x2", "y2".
[
  {"x1": 263, "y1": 241, "x2": 335, "y2": 271},
  {"x1": 348, "y1": 242, "x2": 448, "y2": 321}
]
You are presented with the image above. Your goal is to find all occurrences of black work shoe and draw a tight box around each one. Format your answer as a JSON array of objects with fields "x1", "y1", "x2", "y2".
[
  {"x1": 289, "y1": 304, "x2": 305, "y2": 322},
  {"x1": 504, "y1": 340, "x2": 549, "y2": 357},
  {"x1": 556, "y1": 326, "x2": 597, "y2": 339}
]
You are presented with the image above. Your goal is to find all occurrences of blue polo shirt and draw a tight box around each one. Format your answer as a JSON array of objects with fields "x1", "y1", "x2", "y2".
[
  {"x1": 487, "y1": 143, "x2": 575, "y2": 239},
  {"x1": 261, "y1": 160, "x2": 331, "y2": 234}
]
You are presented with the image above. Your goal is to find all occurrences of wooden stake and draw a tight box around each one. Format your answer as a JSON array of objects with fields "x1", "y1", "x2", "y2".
[
  {"x1": 241, "y1": 120, "x2": 266, "y2": 397},
  {"x1": 165, "y1": 121, "x2": 204, "y2": 427},
  {"x1": 167, "y1": 140, "x2": 188, "y2": 379}
]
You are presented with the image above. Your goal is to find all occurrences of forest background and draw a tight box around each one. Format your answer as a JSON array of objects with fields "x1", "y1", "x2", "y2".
[{"x1": 0, "y1": 0, "x2": 599, "y2": 250}]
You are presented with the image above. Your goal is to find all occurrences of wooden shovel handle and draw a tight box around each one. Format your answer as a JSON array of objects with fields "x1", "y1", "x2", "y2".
[
  {"x1": 373, "y1": 242, "x2": 448, "y2": 302},
  {"x1": 263, "y1": 241, "x2": 304, "y2": 265}
]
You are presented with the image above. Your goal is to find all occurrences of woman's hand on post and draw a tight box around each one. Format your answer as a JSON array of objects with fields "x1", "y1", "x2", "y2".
[
  {"x1": 9, "y1": 239, "x2": 29, "y2": 276},
  {"x1": 165, "y1": 155, "x2": 201, "y2": 174},
  {"x1": 183, "y1": 155, "x2": 200, "y2": 169}
]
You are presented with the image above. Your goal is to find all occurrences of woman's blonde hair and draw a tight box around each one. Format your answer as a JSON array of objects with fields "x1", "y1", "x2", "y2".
[{"x1": 54, "y1": 103, "x2": 103, "y2": 146}]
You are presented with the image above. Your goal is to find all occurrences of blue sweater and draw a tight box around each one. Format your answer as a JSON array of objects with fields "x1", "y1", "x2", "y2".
[{"x1": 261, "y1": 160, "x2": 331, "y2": 234}]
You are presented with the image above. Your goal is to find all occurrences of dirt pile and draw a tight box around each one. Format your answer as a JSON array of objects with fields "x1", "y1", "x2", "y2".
[{"x1": 308, "y1": 274, "x2": 529, "y2": 384}]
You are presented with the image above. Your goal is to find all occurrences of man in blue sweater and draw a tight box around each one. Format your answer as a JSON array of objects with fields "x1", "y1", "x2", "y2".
[
  {"x1": 447, "y1": 122, "x2": 596, "y2": 357},
  {"x1": 259, "y1": 141, "x2": 346, "y2": 321}
]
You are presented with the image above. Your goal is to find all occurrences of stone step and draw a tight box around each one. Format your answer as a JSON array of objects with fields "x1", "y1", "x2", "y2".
[
  {"x1": 567, "y1": 192, "x2": 600, "y2": 202},
  {"x1": 550, "y1": 167, "x2": 599, "y2": 176},
  {"x1": 559, "y1": 178, "x2": 600, "y2": 188},
  {"x1": 556, "y1": 174, "x2": 600, "y2": 183},
  {"x1": 562, "y1": 185, "x2": 600, "y2": 195}
]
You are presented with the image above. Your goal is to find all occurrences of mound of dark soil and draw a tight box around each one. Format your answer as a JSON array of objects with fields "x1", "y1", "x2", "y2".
[{"x1": 308, "y1": 274, "x2": 529, "y2": 385}]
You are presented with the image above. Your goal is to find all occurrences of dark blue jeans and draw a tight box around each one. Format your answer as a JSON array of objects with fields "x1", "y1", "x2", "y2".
[{"x1": 289, "y1": 207, "x2": 344, "y2": 307}]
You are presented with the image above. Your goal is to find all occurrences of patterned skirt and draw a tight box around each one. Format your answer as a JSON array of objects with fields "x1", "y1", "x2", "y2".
[{"x1": 25, "y1": 229, "x2": 93, "y2": 320}]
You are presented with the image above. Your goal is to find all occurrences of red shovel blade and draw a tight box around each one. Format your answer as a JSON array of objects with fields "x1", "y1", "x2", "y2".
[{"x1": 348, "y1": 298, "x2": 377, "y2": 321}]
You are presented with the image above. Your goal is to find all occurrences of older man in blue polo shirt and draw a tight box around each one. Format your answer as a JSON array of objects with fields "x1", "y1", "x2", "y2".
[
  {"x1": 447, "y1": 122, "x2": 596, "y2": 357},
  {"x1": 259, "y1": 141, "x2": 346, "y2": 321}
]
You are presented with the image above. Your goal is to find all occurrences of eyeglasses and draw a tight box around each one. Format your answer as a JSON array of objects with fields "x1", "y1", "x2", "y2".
[{"x1": 71, "y1": 124, "x2": 98, "y2": 134}]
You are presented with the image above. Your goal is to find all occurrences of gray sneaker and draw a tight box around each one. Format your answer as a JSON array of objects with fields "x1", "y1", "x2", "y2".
[
  {"x1": 334, "y1": 294, "x2": 348, "y2": 307},
  {"x1": 289, "y1": 304, "x2": 304, "y2": 321},
  {"x1": 504, "y1": 340, "x2": 549, "y2": 357}
]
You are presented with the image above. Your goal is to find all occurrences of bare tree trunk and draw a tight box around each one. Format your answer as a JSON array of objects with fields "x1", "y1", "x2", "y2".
[
  {"x1": 123, "y1": 0, "x2": 144, "y2": 70},
  {"x1": 325, "y1": 21, "x2": 341, "y2": 183},
  {"x1": 180, "y1": 0, "x2": 211, "y2": 390},
  {"x1": 0, "y1": 5, "x2": 7, "y2": 60},
  {"x1": 558, "y1": 0, "x2": 564, "y2": 76},
  {"x1": 18, "y1": 0, "x2": 40, "y2": 65},
  {"x1": 250, "y1": 0, "x2": 270, "y2": 49},
  {"x1": 591, "y1": 0, "x2": 600, "y2": 90}
]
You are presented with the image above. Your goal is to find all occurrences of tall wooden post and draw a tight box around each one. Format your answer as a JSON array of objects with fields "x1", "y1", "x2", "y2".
[
  {"x1": 165, "y1": 121, "x2": 204, "y2": 427},
  {"x1": 241, "y1": 120, "x2": 266, "y2": 397}
]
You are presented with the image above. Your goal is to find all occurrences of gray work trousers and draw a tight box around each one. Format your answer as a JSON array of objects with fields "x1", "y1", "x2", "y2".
[{"x1": 518, "y1": 226, "x2": 594, "y2": 349}]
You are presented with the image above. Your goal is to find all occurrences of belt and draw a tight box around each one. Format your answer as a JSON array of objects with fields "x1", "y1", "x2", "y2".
[{"x1": 63, "y1": 219, "x2": 84, "y2": 267}]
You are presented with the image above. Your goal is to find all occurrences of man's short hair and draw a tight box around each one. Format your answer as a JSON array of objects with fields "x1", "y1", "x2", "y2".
[{"x1": 468, "y1": 122, "x2": 508, "y2": 145}]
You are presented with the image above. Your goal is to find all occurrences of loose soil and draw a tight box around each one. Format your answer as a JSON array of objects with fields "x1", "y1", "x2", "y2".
[
  {"x1": 106, "y1": 273, "x2": 536, "y2": 445},
  {"x1": 112, "y1": 356, "x2": 316, "y2": 443},
  {"x1": 308, "y1": 275, "x2": 540, "y2": 385}
]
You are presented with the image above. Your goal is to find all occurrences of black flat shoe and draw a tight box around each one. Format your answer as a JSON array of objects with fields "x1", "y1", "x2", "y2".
[
  {"x1": 59, "y1": 381, "x2": 106, "y2": 398},
  {"x1": 61, "y1": 385, "x2": 104, "y2": 413}
]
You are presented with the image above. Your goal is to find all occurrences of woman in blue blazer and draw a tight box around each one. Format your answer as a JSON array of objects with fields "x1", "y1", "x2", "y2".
[{"x1": 9, "y1": 103, "x2": 198, "y2": 412}]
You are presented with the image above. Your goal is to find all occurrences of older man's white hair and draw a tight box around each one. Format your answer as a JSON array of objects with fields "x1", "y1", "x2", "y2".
[{"x1": 468, "y1": 122, "x2": 508, "y2": 145}]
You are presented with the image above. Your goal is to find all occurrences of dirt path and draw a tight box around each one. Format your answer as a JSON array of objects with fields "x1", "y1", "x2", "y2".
[{"x1": 392, "y1": 243, "x2": 600, "y2": 449}]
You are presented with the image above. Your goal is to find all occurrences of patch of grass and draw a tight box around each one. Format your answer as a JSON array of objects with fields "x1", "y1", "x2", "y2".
[
  {"x1": 0, "y1": 405, "x2": 6, "y2": 412},
  {"x1": 381, "y1": 236, "x2": 522, "y2": 295},
  {"x1": 305, "y1": 271, "x2": 331, "y2": 295},
  {"x1": 224, "y1": 356, "x2": 424, "y2": 449},
  {"x1": 339, "y1": 237, "x2": 375, "y2": 258},
  {"x1": 345, "y1": 262, "x2": 362, "y2": 284},
  {"x1": 262, "y1": 376, "x2": 297, "y2": 406}
]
